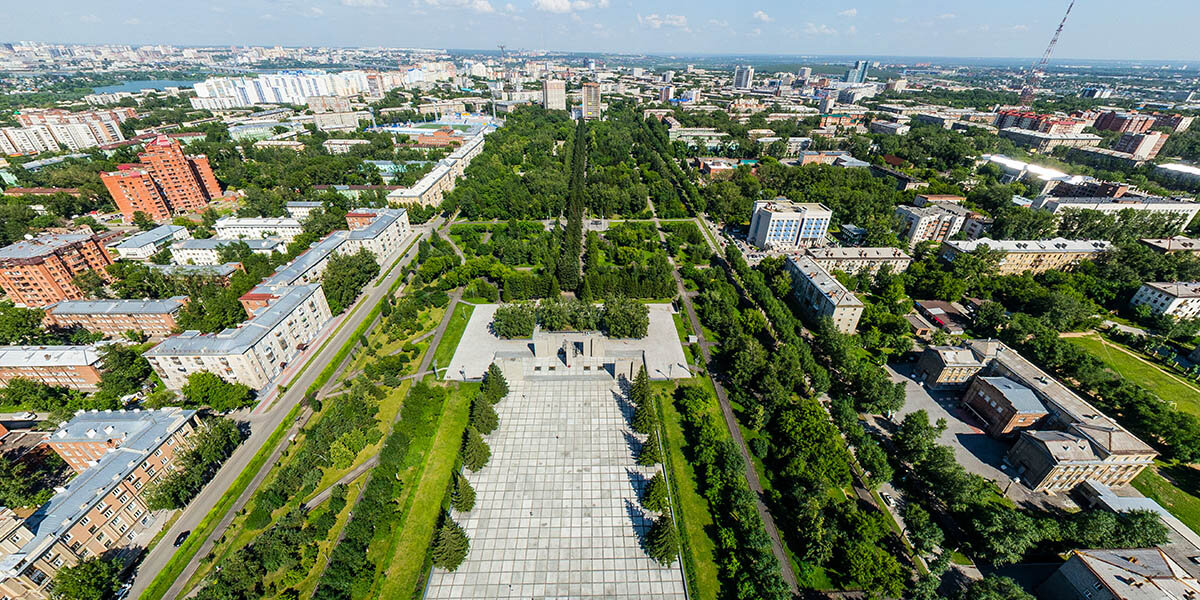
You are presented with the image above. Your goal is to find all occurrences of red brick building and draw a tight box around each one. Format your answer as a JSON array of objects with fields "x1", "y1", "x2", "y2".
[
  {"x1": 100, "y1": 136, "x2": 221, "y2": 222},
  {"x1": 1094, "y1": 111, "x2": 1156, "y2": 134},
  {"x1": 0, "y1": 345, "x2": 105, "y2": 390},
  {"x1": 0, "y1": 231, "x2": 113, "y2": 307}
]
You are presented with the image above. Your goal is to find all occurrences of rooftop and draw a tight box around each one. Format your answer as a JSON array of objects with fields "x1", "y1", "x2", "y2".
[
  {"x1": 0, "y1": 345, "x2": 105, "y2": 368},
  {"x1": 806, "y1": 246, "x2": 911, "y2": 261},
  {"x1": 943, "y1": 237, "x2": 1112, "y2": 254},
  {"x1": 145, "y1": 284, "x2": 322, "y2": 357},
  {"x1": 1069, "y1": 549, "x2": 1200, "y2": 600},
  {"x1": 48, "y1": 296, "x2": 187, "y2": 316},
  {"x1": 112, "y1": 225, "x2": 187, "y2": 250},
  {"x1": 1143, "y1": 282, "x2": 1200, "y2": 299},
  {"x1": 146, "y1": 262, "x2": 240, "y2": 278},
  {"x1": 980, "y1": 376, "x2": 1046, "y2": 414},
  {"x1": 755, "y1": 198, "x2": 833, "y2": 216},
  {"x1": 786, "y1": 256, "x2": 863, "y2": 308},
  {"x1": 0, "y1": 231, "x2": 97, "y2": 261},
  {"x1": 173, "y1": 238, "x2": 284, "y2": 251}
]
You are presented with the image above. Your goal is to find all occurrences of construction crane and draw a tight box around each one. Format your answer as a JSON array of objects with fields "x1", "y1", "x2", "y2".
[{"x1": 1019, "y1": 0, "x2": 1076, "y2": 105}]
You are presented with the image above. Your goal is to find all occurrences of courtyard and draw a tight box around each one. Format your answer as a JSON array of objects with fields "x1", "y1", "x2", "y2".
[{"x1": 423, "y1": 373, "x2": 688, "y2": 599}]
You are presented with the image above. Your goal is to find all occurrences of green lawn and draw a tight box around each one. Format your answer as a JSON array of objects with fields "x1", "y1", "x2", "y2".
[
  {"x1": 432, "y1": 303, "x2": 474, "y2": 378},
  {"x1": 1067, "y1": 334, "x2": 1200, "y2": 417},
  {"x1": 378, "y1": 381, "x2": 476, "y2": 598},
  {"x1": 659, "y1": 383, "x2": 720, "y2": 600},
  {"x1": 1133, "y1": 462, "x2": 1200, "y2": 535}
]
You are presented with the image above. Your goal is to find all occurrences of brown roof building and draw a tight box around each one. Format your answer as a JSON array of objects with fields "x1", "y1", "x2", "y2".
[
  {"x1": 100, "y1": 136, "x2": 221, "y2": 223},
  {"x1": 0, "y1": 231, "x2": 113, "y2": 308}
]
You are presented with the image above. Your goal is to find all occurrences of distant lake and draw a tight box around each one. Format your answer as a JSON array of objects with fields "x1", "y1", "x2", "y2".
[{"x1": 92, "y1": 79, "x2": 199, "y2": 93}]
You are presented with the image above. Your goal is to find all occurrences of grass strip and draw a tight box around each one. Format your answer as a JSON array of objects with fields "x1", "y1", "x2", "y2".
[{"x1": 431, "y1": 304, "x2": 474, "y2": 379}]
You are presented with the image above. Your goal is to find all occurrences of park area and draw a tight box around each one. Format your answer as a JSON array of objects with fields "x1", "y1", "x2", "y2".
[{"x1": 1066, "y1": 333, "x2": 1200, "y2": 418}]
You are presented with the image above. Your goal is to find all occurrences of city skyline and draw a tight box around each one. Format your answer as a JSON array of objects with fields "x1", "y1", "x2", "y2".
[{"x1": 2, "y1": 0, "x2": 1198, "y2": 62}]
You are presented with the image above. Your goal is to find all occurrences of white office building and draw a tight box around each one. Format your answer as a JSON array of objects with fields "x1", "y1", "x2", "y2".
[
  {"x1": 747, "y1": 199, "x2": 833, "y2": 249},
  {"x1": 895, "y1": 203, "x2": 971, "y2": 248},
  {"x1": 1130, "y1": 282, "x2": 1200, "y2": 320},
  {"x1": 170, "y1": 238, "x2": 285, "y2": 265},
  {"x1": 213, "y1": 217, "x2": 305, "y2": 243},
  {"x1": 542, "y1": 79, "x2": 566, "y2": 111}
]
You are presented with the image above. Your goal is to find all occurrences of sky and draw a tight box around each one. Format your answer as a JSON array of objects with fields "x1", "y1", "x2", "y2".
[{"x1": 2, "y1": 0, "x2": 1196, "y2": 62}]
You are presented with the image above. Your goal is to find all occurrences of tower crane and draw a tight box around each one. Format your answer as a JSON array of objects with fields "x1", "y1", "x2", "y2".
[{"x1": 1019, "y1": 0, "x2": 1076, "y2": 105}]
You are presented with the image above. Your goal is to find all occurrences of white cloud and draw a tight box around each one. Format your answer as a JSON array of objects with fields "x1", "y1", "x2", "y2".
[
  {"x1": 837, "y1": 8, "x2": 857, "y2": 17},
  {"x1": 936, "y1": 12, "x2": 956, "y2": 19},
  {"x1": 422, "y1": 0, "x2": 494, "y2": 12},
  {"x1": 752, "y1": 10, "x2": 772, "y2": 23},
  {"x1": 533, "y1": 0, "x2": 571, "y2": 12},
  {"x1": 638, "y1": 13, "x2": 689, "y2": 31},
  {"x1": 341, "y1": 0, "x2": 387, "y2": 7},
  {"x1": 259, "y1": 13, "x2": 278, "y2": 20},
  {"x1": 1010, "y1": 24, "x2": 1029, "y2": 31},
  {"x1": 803, "y1": 22, "x2": 837, "y2": 35},
  {"x1": 505, "y1": 2, "x2": 516, "y2": 10},
  {"x1": 707, "y1": 18, "x2": 729, "y2": 27},
  {"x1": 847, "y1": 24, "x2": 857, "y2": 34},
  {"x1": 123, "y1": 17, "x2": 142, "y2": 25},
  {"x1": 892, "y1": 16, "x2": 908, "y2": 24},
  {"x1": 751, "y1": 27, "x2": 762, "y2": 36},
  {"x1": 79, "y1": 14, "x2": 101, "y2": 23},
  {"x1": 302, "y1": 6, "x2": 325, "y2": 17}
]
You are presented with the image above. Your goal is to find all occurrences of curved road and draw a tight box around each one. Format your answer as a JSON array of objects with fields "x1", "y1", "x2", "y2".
[{"x1": 129, "y1": 218, "x2": 441, "y2": 600}]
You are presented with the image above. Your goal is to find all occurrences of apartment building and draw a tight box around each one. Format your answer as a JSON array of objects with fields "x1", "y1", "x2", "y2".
[
  {"x1": 962, "y1": 376, "x2": 1049, "y2": 437},
  {"x1": 784, "y1": 256, "x2": 864, "y2": 334},
  {"x1": 0, "y1": 126, "x2": 61, "y2": 155},
  {"x1": 285, "y1": 201, "x2": 323, "y2": 221},
  {"x1": 305, "y1": 95, "x2": 352, "y2": 113},
  {"x1": 0, "y1": 408, "x2": 197, "y2": 600},
  {"x1": 542, "y1": 79, "x2": 566, "y2": 111},
  {"x1": 146, "y1": 284, "x2": 333, "y2": 390},
  {"x1": 1031, "y1": 195, "x2": 1200, "y2": 232},
  {"x1": 919, "y1": 339, "x2": 1157, "y2": 494},
  {"x1": 312, "y1": 111, "x2": 369, "y2": 132},
  {"x1": 43, "y1": 297, "x2": 188, "y2": 339},
  {"x1": 939, "y1": 238, "x2": 1112, "y2": 275},
  {"x1": 321, "y1": 138, "x2": 371, "y2": 154},
  {"x1": 1112, "y1": 131, "x2": 1169, "y2": 160},
  {"x1": 581, "y1": 82, "x2": 602, "y2": 120},
  {"x1": 110, "y1": 225, "x2": 190, "y2": 260},
  {"x1": 804, "y1": 246, "x2": 912, "y2": 275},
  {"x1": 747, "y1": 199, "x2": 832, "y2": 249},
  {"x1": 171, "y1": 238, "x2": 284, "y2": 265},
  {"x1": 895, "y1": 203, "x2": 971, "y2": 248},
  {"x1": 1040, "y1": 549, "x2": 1200, "y2": 600},
  {"x1": 385, "y1": 130, "x2": 489, "y2": 206},
  {"x1": 1139, "y1": 236, "x2": 1200, "y2": 255},
  {"x1": 0, "y1": 230, "x2": 114, "y2": 307},
  {"x1": 998, "y1": 128, "x2": 1102, "y2": 152},
  {"x1": 0, "y1": 108, "x2": 135, "y2": 154},
  {"x1": 0, "y1": 345, "x2": 105, "y2": 390},
  {"x1": 100, "y1": 136, "x2": 222, "y2": 222},
  {"x1": 1094, "y1": 110, "x2": 1157, "y2": 134},
  {"x1": 213, "y1": 217, "x2": 305, "y2": 243},
  {"x1": 1130, "y1": 282, "x2": 1200, "y2": 319},
  {"x1": 146, "y1": 263, "x2": 242, "y2": 286}
]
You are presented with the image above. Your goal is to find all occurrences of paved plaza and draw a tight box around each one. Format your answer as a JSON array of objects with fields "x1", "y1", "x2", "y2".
[
  {"x1": 445, "y1": 303, "x2": 691, "y2": 381},
  {"x1": 424, "y1": 375, "x2": 688, "y2": 599}
]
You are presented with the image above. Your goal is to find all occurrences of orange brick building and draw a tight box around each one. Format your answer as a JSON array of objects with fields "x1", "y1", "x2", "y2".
[
  {"x1": 413, "y1": 127, "x2": 462, "y2": 148},
  {"x1": 0, "y1": 345, "x2": 105, "y2": 390},
  {"x1": 0, "y1": 231, "x2": 114, "y2": 307},
  {"x1": 43, "y1": 296, "x2": 188, "y2": 339},
  {"x1": 100, "y1": 136, "x2": 222, "y2": 223}
]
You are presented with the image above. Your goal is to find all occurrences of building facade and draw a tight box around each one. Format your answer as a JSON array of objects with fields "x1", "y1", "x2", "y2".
[
  {"x1": 43, "y1": 297, "x2": 187, "y2": 339},
  {"x1": 100, "y1": 136, "x2": 221, "y2": 222},
  {"x1": 1094, "y1": 110, "x2": 1157, "y2": 134},
  {"x1": 1112, "y1": 131, "x2": 1169, "y2": 160},
  {"x1": 170, "y1": 238, "x2": 284, "y2": 265},
  {"x1": 581, "y1": 82, "x2": 601, "y2": 120},
  {"x1": 213, "y1": 217, "x2": 305, "y2": 243},
  {"x1": 111, "y1": 225, "x2": 190, "y2": 260},
  {"x1": 895, "y1": 203, "x2": 970, "y2": 248},
  {"x1": 998, "y1": 128, "x2": 1102, "y2": 152},
  {"x1": 784, "y1": 256, "x2": 864, "y2": 334},
  {"x1": 804, "y1": 246, "x2": 912, "y2": 275},
  {"x1": 747, "y1": 199, "x2": 832, "y2": 249},
  {"x1": 1130, "y1": 282, "x2": 1200, "y2": 319},
  {"x1": 1039, "y1": 549, "x2": 1200, "y2": 600},
  {"x1": 0, "y1": 231, "x2": 114, "y2": 307},
  {"x1": 1031, "y1": 195, "x2": 1200, "y2": 231},
  {"x1": 962, "y1": 376, "x2": 1048, "y2": 437},
  {"x1": 542, "y1": 79, "x2": 566, "y2": 111},
  {"x1": 0, "y1": 345, "x2": 105, "y2": 390},
  {"x1": 939, "y1": 238, "x2": 1112, "y2": 275}
]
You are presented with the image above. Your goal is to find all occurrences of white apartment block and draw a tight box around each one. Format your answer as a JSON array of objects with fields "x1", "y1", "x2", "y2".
[
  {"x1": 1031, "y1": 195, "x2": 1200, "y2": 232},
  {"x1": 785, "y1": 256, "x2": 865, "y2": 335},
  {"x1": 146, "y1": 284, "x2": 333, "y2": 390},
  {"x1": 213, "y1": 217, "x2": 305, "y2": 243},
  {"x1": 543, "y1": 79, "x2": 566, "y2": 111},
  {"x1": 322, "y1": 138, "x2": 371, "y2": 154},
  {"x1": 386, "y1": 130, "x2": 490, "y2": 206},
  {"x1": 1130, "y1": 282, "x2": 1200, "y2": 320},
  {"x1": 111, "y1": 225, "x2": 190, "y2": 260},
  {"x1": 285, "y1": 201, "x2": 323, "y2": 221},
  {"x1": 0, "y1": 126, "x2": 61, "y2": 155},
  {"x1": 747, "y1": 198, "x2": 833, "y2": 249},
  {"x1": 895, "y1": 203, "x2": 971, "y2": 248},
  {"x1": 805, "y1": 246, "x2": 913, "y2": 276},
  {"x1": 170, "y1": 238, "x2": 285, "y2": 265}
]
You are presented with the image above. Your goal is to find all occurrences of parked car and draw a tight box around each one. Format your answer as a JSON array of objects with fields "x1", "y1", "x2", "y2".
[
  {"x1": 173, "y1": 531, "x2": 190, "y2": 547},
  {"x1": 880, "y1": 492, "x2": 895, "y2": 507}
]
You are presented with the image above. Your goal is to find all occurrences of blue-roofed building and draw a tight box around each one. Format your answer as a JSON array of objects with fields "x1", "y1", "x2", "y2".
[
  {"x1": 0, "y1": 408, "x2": 198, "y2": 599},
  {"x1": 963, "y1": 375, "x2": 1049, "y2": 437},
  {"x1": 110, "y1": 225, "x2": 190, "y2": 260}
]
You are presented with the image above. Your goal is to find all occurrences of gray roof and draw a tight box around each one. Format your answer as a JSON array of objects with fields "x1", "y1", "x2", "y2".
[
  {"x1": 261, "y1": 232, "x2": 345, "y2": 287},
  {"x1": 48, "y1": 296, "x2": 187, "y2": 316},
  {"x1": 145, "y1": 284, "x2": 321, "y2": 356},
  {"x1": 347, "y1": 208, "x2": 406, "y2": 243},
  {"x1": 0, "y1": 408, "x2": 196, "y2": 578},
  {"x1": 113, "y1": 225, "x2": 186, "y2": 250},
  {"x1": 173, "y1": 238, "x2": 283, "y2": 251},
  {"x1": 147, "y1": 263, "x2": 240, "y2": 278},
  {"x1": 0, "y1": 232, "x2": 95, "y2": 261},
  {"x1": 980, "y1": 376, "x2": 1046, "y2": 414},
  {"x1": 0, "y1": 345, "x2": 104, "y2": 368}
]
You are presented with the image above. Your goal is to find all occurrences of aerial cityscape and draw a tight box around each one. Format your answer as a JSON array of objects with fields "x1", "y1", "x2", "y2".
[{"x1": 3, "y1": 1, "x2": 1200, "y2": 599}]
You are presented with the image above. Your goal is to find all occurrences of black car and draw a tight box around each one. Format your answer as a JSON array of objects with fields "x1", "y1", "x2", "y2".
[{"x1": 173, "y1": 531, "x2": 190, "y2": 547}]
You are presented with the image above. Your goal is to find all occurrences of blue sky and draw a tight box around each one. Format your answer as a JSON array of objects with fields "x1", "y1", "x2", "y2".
[{"x1": 1, "y1": 0, "x2": 1195, "y2": 61}]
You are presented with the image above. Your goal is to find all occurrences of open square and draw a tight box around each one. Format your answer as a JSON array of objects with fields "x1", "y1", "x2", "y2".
[{"x1": 423, "y1": 374, "x2": 688, "y2": 599}]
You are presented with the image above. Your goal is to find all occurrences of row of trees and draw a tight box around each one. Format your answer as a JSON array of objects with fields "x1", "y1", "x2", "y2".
[
  {"x1": 627, "y1": 367, "x2": 680, "y2": 565},
  {"x1": 145, "y1": 417, "x2": 243, "y2": 510},
  {"x1": 491, "y1": 297, "x2": 651, "y2": 339}
]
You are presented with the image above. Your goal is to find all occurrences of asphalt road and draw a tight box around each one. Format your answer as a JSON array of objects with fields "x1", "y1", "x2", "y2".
[{"x1": 128, "y1": 220, "x2": 437, "y2": 600}]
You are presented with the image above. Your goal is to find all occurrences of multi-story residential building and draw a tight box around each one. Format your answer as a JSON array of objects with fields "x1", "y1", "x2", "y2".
[
  {"x1": 416, "y1": 100, "x2": 467, "y2": 116},
  {"x1": 43, "y1": 297, "x2": 188, "y2": 339},
  {"x1": 1139, "y1": 236, "x2": 1200, "y2": 255},
  {"x1": 542, "y1": 79, "x2": 566, "y2": 111},
  {"x1": 962, "y1": 376, "x2": 1049, "y2": 437},
  {"x1": 146, "y1": 263, "x2": 242, "y2": 286},
  {"x1": 171, "y1": 238, "x2": 284, "y2": 265},
  {"x1": 913, "y1": 194, "x2": 965, "y2": 206},
  {"x1": 784, "y1": 256, "x2": 864, "y2": 334},
  {"x1": 312, "y1": 111, "x2": 369, "y2": 132},
  {"x1": 843, "y1": 60, "x2": 868, "y2": 84},
  {"x1": 1094, "y1": 110, "x2": 1157, "y2": 134},
  {"x1": 0, "y1": 345, "x2": 105, "y2": 390},
  {"x1": 320, "y1": 138, "x2": 371, "y2": 154},
  {"x1": 993, "y1": 109, "x2": 1086, "y2": 134},
  {"x1": 0, "y1": 408, "x2": 198, "y2": 600},
  {"x1": 285, "y1": 201, "x2": 323, "y2": 221},
  {"x1": 0, "y1": 108, "x2": 136, "y2": 154},
  {"x1": 1152, "y1": 113, "x2": 1195, "y2": 133},
  {"x1": 146, "y1": 284, "x2": 332, "y2": 390},
  {"x1": 1031, "y1": 195, "x2": 1200, "y2": 231},
  {"x1": 747, "y1": 199, "x2": 832, "y2": 249},
  {"x1": 804, "y1": 246, "x2": 912, "y2": 275},
  {"x1": 581, "y1": 82, "x2": 602, "y2": 120},
  {"x1": 0, "y1": 231, "x2": 114, "y2": 307},
  {"x1": 100, "y1": 136, "x2": 222, "y2": 222},
  {"x1": 253, "y1": 140, "x2": 306, "y2": 152},
  {"x1": 387, "y1": 162, "x2": 454, "y2": 205},
  {"x1": 305, "y1": 95, "x2": 352, "y2": 113},
  {"x1": 110, "y1": 225, "x2": 190, "y2": 260},
  {"x1": 938, "y1": 238, "x2": 1112, "y2": 275},
  {"x1": 895, "y1": 203, "x2": 970, "y2": 248},
  {"x1": 868, "y1": 121, "x2": 910, "y2": 136},
  {"x1": 1130, "y1": 282, "x2": 1200, "y2": 319},
  {"x1": 733, "y1": 65, "x2": 754, "y2": 89},
  {"x1": 1112, "y1": 131, "x2": 1169, "y2": 160},
  {"x1": 213, "y1": 217, "x2": 305, "y2": 243},
  {"x1": 0, "y1": 126, "x2": 61, "y2": 155},
  {"x1": 920, "y1": 339, "x2": 1156, "y2": 494},
  {"x1": 998, "y1": 128, "x2": 1102, "y2": 152},
  {"x1": 1040, "y1": 549, "x2": 1200, "y2": 600}
]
